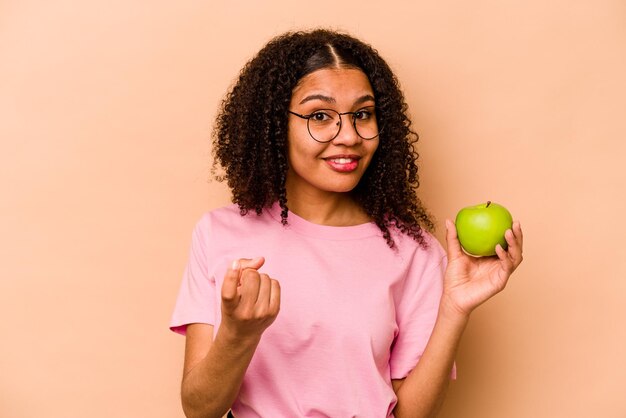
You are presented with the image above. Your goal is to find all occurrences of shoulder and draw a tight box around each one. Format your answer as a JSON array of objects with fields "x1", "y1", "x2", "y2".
[
  {"x1": 391, "y1": 227, "x2": 447, "y2": 271},
  {"x1": 195, "y1": 203, "x2": 279, "y2": 235},
  {"x1": 202, "y1": 203, "x2": 242, "y2": 222}
]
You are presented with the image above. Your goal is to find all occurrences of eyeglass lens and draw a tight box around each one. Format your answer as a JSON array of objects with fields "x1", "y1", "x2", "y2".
[{"x1": 307, "y1": 107, "x2": 379, "y2": 142}]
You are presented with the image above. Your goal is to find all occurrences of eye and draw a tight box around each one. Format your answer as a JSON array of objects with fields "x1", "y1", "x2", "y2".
[
  {"x1": 354, "y1": 108, "x2": 374, "y2": 120},
  {"x1": 309, "y1": 111, "x2": 334, "y2": 122}
]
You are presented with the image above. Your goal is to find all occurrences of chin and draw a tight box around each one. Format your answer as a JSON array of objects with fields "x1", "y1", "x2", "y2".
[{"x1": 325, "y1": 180, "x2": 361, "y2": 193}]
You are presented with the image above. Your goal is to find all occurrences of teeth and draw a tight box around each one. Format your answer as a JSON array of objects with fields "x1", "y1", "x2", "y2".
[{"x1": 330, "y1": 158, "x2": 354, "y2": 164}]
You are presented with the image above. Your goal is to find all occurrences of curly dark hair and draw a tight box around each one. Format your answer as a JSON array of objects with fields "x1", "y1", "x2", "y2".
[{"x1": 212, "y1": 29, "x2": 434, "y2": 248}]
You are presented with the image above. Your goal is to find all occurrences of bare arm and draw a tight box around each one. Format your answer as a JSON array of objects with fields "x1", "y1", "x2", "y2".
[
  {"x1": 180, "y1": 258, "x2": 281, "y2": 418},
  {"x1": 391, "y1": 302, "x2": 468, "y2": 417},
  {"x1": 393, "y1": 220, "x2": 524, "y2": 418}
]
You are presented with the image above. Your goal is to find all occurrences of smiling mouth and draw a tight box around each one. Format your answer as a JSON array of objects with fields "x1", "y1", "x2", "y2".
[
  {"x1": 324, "y1": 156, "x2": 361, "y2": 172},
  {"x1": 327, "y1": 157, "x2": 358, "y2": 164}
]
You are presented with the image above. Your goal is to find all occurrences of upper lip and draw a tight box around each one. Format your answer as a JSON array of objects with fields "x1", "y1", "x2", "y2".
[{"x1": 323, "y1": 154, "x2": 361, "y2": 160}]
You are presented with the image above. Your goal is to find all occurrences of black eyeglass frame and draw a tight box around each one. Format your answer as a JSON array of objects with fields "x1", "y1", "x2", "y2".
[{"x1": 287, "y1": 107, "x2": 382, "y2": 143}]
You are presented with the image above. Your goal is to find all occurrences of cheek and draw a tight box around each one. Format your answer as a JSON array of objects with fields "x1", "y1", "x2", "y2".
[
  {"x1": 371, "y1": 141, "x2": 379, "y2": 156},
  {"x1": 287, "y1": 136, "x2": 324, "y2": 167},
  {"x1": 363, "y1": 141, "x2": 380, "y2": 166}
]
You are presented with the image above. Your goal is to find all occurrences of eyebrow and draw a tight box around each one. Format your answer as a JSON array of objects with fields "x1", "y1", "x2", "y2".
[
  {"x1": 299, "y1": 94, "x2": 335, "y2": 105},
  {"x1": 298, "y1": 94, "x2": 375, "y2": 106}
]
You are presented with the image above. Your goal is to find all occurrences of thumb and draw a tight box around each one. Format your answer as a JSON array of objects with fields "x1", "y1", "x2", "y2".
[
  {"x1": 445, "y1": 219, "x2": 464, "y2": 258},
  {"x1": 239, "y1": 256, "x2": 265, "y2": 271},
  {"x1": 221, "y1": 259, "x2": 243, "y2": 306}
]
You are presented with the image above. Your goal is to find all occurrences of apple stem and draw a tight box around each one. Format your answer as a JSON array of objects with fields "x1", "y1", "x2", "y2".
[{"x1": 486, "y1": 201, "x2": 491, "y2": 208}]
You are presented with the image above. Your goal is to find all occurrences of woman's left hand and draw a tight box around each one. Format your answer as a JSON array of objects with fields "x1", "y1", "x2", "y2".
[{"x1": 440, "y1": 219, "x2": 524, "y2": 318}]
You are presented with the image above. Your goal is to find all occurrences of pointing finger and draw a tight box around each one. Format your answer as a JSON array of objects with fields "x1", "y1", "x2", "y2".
[{"x1": 240, "y1": 268, "x2": 261, "y2": 311}]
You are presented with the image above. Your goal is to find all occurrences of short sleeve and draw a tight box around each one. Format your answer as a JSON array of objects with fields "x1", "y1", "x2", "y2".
[
  {"x1": 169, "y1": 214, "x2": 217, "y2": 335},
  {"x1": 389, "y1": 241, "x2": 457, "y2": 380}
]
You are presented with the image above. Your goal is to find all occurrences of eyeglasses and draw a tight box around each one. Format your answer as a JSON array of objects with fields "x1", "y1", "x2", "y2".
[{"x1": 288, "y1": 106, "x2": 381, "y2": 143}]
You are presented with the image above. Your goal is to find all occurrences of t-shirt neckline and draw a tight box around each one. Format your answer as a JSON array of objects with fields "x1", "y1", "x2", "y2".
[{"x1": 266, "y1": 202, "x2": 381, "y2": 240}]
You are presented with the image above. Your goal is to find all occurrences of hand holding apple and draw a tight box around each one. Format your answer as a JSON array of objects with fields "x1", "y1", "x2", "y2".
[
  {"x1": 440, "y1": 204, "x2": 523, "y2": 318},
  {"x1": 455, "y1": 201, "x2": 513, "y2": 257}
]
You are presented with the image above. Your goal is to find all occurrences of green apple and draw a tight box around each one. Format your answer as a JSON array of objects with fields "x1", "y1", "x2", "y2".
[{"x1": 455, "y1": 201, "x2": 513, "y2": 257}]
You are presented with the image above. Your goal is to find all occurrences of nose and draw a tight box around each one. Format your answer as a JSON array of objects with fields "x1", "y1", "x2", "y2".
[{"x1": 331, "y1": 115, "x2": 362, "y2": 146}]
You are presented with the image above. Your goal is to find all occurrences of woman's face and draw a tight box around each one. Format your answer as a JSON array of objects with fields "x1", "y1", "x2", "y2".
[{"x1": 286, "y1": 67, "x2": 379, "y2": 200}]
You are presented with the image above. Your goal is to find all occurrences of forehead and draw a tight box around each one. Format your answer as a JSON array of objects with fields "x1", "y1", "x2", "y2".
[{"x1": 291, "y1": 68, "x2": 374, "y2": 103}]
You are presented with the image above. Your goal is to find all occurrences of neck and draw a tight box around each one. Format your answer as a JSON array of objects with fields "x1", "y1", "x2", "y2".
[{"x1": 285, "y1": 188, "x2": 370, "y2": 227}]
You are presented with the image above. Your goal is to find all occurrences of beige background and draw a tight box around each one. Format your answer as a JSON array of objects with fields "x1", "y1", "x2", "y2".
[{"x1": 1, "y1": 1, "x2": 625, "y2": 417}]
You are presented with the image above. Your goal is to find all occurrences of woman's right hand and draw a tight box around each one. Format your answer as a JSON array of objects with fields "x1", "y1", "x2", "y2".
[
  {"x1": 220, "y1": 257, "x2": 281, "y2": 340},
  {"x1": 181, "y1": 258, "x2": 281, "y2": 417}
]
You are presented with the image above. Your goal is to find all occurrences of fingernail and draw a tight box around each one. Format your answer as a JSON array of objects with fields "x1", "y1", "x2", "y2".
[{"x1": 231, "y1": 260, "x2": 240, "y2": 270}]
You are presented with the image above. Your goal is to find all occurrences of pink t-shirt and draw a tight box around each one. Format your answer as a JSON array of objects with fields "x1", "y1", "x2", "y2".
[{"x1": 170, "y1": 203, "x2": 455, "y2": 417}]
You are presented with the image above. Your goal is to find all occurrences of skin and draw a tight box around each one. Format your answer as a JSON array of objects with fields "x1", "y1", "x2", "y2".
[
  {"x1": 180, "y1": 68, "x2": 524, "y2": 418},
  {"x1": 181, "y1": 257, "x2": 279, "y2": 418},
  {"x1": 391, "y1": 220, "x2": 523, "y2": 417},
  {"x1": 285, "y1": 68, "x2": 379, "y2": 226}
]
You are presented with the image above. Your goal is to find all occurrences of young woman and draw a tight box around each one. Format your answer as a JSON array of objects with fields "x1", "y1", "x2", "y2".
[{"x1": 170, "y1": 29, "x2": 523, "y2": 418}]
